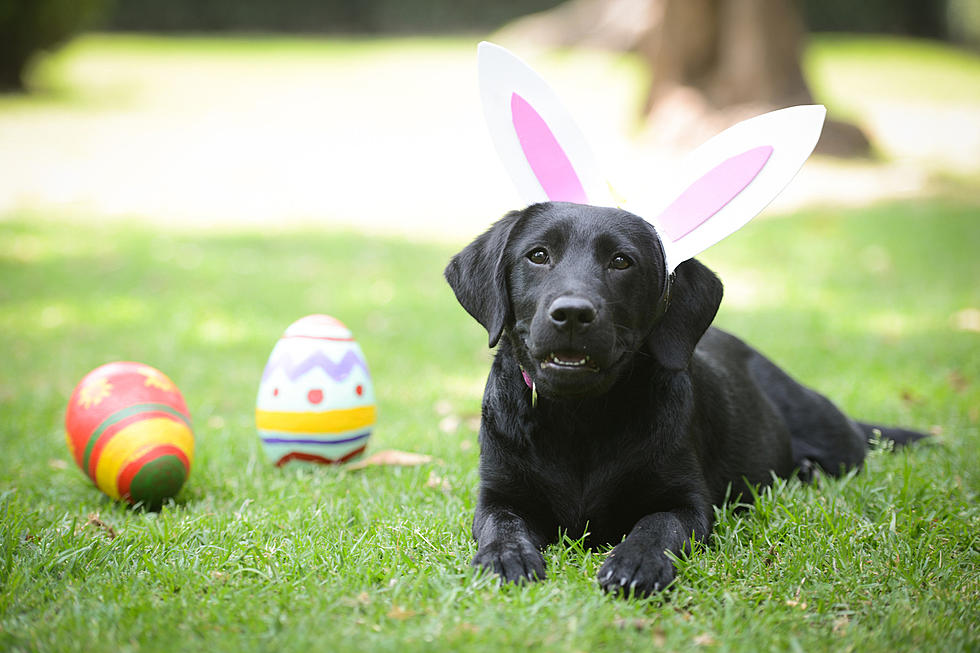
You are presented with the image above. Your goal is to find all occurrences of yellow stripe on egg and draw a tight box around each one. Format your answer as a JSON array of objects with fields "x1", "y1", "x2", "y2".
[
  {"x1": 95, "y1": 418, "x2": 195, "y2": 499},
  {"x1": 255, "y1": 405, "x2": 376, "y2": 433}
]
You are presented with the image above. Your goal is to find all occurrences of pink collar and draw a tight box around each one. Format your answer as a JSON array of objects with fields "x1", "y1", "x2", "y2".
[
  {"x1": 521, "y1": 367, "x2": 533, "y2": 389},
  {"x1": 520, "y1": 366, "x2": 538, "y2": 406}
]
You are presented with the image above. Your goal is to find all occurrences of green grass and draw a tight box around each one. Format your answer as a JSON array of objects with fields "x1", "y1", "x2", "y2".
[
  {"x1": 1, "y1": 198, "x2": 978, "y2": 652},
  {"x1": 805, "y1": 35, "x2": 980, "y2": 106},
  {"x1": 2, "y1": 32, "x2": 479, "y2": 115}
]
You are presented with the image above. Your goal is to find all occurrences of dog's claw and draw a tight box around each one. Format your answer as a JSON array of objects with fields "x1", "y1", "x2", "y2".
[
  {"x1": 472, "y1": 539, "x2": 546, "y2": 586},
  {"x1": 597, "y1": 540, "x2": 676, "y2": 598}
]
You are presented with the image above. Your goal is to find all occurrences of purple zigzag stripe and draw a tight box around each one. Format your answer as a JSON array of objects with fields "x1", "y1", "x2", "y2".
[{"x1": 262, "y1": 348, "x2": 369, "y2": 382}]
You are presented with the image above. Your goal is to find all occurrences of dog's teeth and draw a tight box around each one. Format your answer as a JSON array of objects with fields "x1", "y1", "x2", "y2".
[{"x1": 549, "y1": 353, "x2": 587, "y2": 366}]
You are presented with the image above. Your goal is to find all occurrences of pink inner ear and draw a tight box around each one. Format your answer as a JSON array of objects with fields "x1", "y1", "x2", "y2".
[
  {"x1": 657, "y1": 145, "x2": 774, "y2": 242},
  {"x1": 511, "y1": 93, "x2": 588, "y2": 204}
]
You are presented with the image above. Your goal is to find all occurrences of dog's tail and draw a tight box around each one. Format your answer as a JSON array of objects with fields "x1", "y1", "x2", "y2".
[{"x1": 857, "y1": 421, "x2": 929, "y2": 448}]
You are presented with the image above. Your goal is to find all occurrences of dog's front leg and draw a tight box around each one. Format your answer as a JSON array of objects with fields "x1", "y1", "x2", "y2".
[
  {"x1": 597, "y1": 505, "x2": 711, "y2": 596},
  {"x1": 472, "y1": 500, "x2": 547, "y2": 584}
]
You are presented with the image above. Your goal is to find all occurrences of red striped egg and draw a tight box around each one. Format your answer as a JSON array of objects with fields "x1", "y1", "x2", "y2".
[{"x1": 65, "y1": 362, "x2": 194, "y2": 508}]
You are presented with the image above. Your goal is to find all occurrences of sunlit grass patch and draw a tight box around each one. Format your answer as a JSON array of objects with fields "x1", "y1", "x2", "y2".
[{"x1": 2, "y1": 194, "x2": 978, "y2": 651}]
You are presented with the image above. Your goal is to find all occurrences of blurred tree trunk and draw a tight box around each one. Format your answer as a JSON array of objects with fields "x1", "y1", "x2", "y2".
[
  {"x1": 643, "y1": 0, "x2": 811, "y2": 112},
  {"x1": 640, "y1": 0, "x2": 869, "y2": 155},
  {"x1": 498, "y1": 0, "x2": 871, "y2": 156},
  {"x1": 493, "y1": 0, "x2": 657, "y2": 51},
  {"x1": 0, "y1": 0, "x2": 111, "y2": 92}
]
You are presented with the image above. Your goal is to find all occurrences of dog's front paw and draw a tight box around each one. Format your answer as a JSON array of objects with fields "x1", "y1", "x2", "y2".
[
  {"x1": 472, "y1": 539, "x2": 546, "y2": 584},
  {"x1": 597, "y1": 541, "x2": 675, "y2": 597}
]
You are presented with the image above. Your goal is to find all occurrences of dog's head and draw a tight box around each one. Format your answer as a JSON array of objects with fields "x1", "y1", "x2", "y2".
[
  {"x1": 445, "y1": 202, "x2": 723, "y2": 398},
  {"x1": 449, "y1": 44, "x2": 824, "y2": 399}
]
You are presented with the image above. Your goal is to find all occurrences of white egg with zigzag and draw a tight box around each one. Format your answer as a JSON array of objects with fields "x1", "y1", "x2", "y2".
[{"x1": 255, "y1": 314, "x2": 376, "y2": 466}]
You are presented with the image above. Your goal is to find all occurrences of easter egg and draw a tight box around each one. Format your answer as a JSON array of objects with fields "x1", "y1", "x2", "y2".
[
  {"x1": 65, "y1": 362, "x2": 194, "y2": 508},
  {"x1": 256, "y1": 314, "x2": 376, "y2": 466}
]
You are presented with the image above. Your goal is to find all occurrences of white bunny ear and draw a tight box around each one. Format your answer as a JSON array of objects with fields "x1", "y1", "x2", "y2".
[
  {"x1": 477, "y1": 41, "x2": 614, "y2": 207},
  {"x1": 645, "y1": 105, "x2": 827, "y2": 272}
]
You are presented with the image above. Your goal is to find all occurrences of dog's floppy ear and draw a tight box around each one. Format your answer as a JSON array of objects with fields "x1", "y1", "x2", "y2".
[
  {"x1": 445, "y1": 210, "x2": 523, "y2": 348},
  {"x1": 646, "y1": 258, "x2": 724, "y2": 371}
]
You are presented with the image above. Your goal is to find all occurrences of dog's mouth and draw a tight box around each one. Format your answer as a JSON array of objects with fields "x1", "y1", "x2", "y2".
[{"x1": 540, "y1": 350, "x2": 600, "y2": 372}]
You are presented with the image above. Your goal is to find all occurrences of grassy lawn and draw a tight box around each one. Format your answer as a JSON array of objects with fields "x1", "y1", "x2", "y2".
[
  {"x1": 2, "y1": 200, "x2": 978, "y2": 652},
  {"x1": 1, "y1": 33, "x2": 979, "y2": 652}
]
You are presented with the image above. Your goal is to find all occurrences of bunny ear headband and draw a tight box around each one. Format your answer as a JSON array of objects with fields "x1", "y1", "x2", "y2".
[{"x1": 477, "y1": 41, "x2": 826, "y2": 272}]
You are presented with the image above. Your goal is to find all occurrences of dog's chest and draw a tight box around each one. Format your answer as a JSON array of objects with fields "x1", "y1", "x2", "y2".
[{"x1": 524, "y1": 434, "x2": 657, "y2": 544}]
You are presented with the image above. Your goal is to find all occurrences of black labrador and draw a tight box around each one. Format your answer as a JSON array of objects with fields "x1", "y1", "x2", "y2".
[{"x1": 444, "y1": 201, "x2": 926, "y2": 596}]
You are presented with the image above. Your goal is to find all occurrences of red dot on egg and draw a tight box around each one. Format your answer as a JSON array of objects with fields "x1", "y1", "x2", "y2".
[
  {"x1": 356, "y1": 384, "x2": 364, "y2": 397},
  {"x1": 273, "y1": 387, "x2": 279, "y2": 397},
  {"x1": 307, "y1": 388, "x2": 324, "y2": 404}
]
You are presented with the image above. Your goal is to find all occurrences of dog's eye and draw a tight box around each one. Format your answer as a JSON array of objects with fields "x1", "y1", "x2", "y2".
[
  {"x1": 610, "y1": 254, "x2": 632, "y2": 270},
  {"x1": 527, "y1": 248, "x2": 550, "y2": 265}
]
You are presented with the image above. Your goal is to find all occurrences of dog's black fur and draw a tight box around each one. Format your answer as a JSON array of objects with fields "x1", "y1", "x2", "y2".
[{"x1": 445, "y1": 202, "x2": 926, "y2": 596}]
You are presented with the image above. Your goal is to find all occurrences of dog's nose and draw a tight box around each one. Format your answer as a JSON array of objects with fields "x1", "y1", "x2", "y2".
[{"x1": 548, "y1": 296, "x2": 597, "y2": 330}]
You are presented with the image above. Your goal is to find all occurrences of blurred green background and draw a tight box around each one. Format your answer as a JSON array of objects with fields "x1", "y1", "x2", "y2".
[
  {"x1": 2, "y1": 0, "x2": 979, "y2": 241},
  {"x1": 3, "y1": 0, "x2": 979, "y2": 93},
  {"x1": 5, "y1": 0, "x2": 974, "y2": 35}
]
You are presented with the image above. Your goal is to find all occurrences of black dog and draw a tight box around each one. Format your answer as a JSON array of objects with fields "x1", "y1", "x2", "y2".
[{"x1": 445, "y1": 201, "x2": 925, "y2": 596}]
